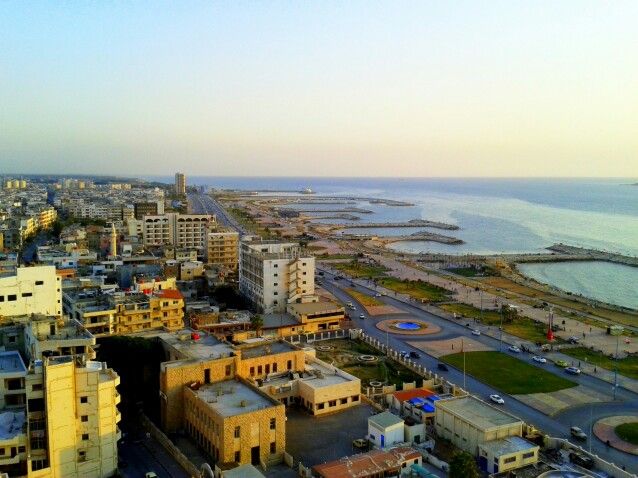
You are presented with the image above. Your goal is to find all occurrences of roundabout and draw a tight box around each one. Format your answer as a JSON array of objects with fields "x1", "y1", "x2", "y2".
[
  {"x1": 593, "y1": 415, "x2": 638, "y2": 455},
  {"x1": 375, "y1": 318, "x2": 440, "y2": 336}
]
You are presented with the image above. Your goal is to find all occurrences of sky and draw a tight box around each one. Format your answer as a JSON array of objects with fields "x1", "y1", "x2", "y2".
[{"x1": 1, "y1": 1, "x2": 637, "y2": 178}]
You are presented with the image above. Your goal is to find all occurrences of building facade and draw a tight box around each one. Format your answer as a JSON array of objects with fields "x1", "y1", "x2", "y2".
[
  {"x1": 175, "y1": 173, "x2": 186, "y2": 196},
  {"x1": 205, "y1": 229, "x2": 239, "y2": 277},
  {"x1": 143, "y1": 213, "x2": 213, "y2": 252},
  {"x1": 0, "y1": 266, "x2": 62, "y2": 318}
]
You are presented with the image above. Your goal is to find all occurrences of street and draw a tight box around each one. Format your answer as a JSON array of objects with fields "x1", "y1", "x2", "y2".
[
  {"x1": 188, "y1": 192, "x2": 247, "y2": 235},
  {"x1": 318, "y1": 267, "x2": 638, "y2": 473}
]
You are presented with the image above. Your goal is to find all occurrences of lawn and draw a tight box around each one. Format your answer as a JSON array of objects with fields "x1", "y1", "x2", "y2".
[
  {"x1": 445, "y1": 266, "x2": 495, "y2": 277},
  {"x1": 226, "y1": 207, "x2": 277, "y2": 238},
  {"x1": 345, "y1": 288, "x2": 384, "y2": 307},
  {"x1": 333, "y1": 261, "x2": 388, "y2": 278},
  {"x1": 440, "y1": 351, "x2": 577, "y2": 394},
  {"x1": 561, "y1": 347, "x2": 638, "y2": 380},
  {"x1": 615, "y1": 423, "x2": 638, "y2": 445},
  {"x1": 314, "y1": 339, "x2": 422, "y2": 387},
  {"x1": 440, "y1": 303, "x2": 564, "y2": 344},
  {"x1": 377, "y1": 277, "x2": 450, "y2": 303}
]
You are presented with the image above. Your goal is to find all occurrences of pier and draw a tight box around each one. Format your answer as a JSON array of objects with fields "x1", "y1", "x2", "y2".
[{"x1": 316, "y1": 219, "x2": 459, "y2": 231}]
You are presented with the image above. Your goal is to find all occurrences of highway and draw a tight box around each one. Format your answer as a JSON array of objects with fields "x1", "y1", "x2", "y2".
[
  {"x1": 188, "y1": 192, "x2": 247, "y2": 236},
  {"x1": 317, "y1": 267, "x2": 638, "y2": 473}
]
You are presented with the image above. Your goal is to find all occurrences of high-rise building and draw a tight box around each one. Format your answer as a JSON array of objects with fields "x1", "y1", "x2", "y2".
[
  {"x1": 133, "y1": 201, "x2": 159, "y2": 220},
  {"x1": 239, "y1": 239, "x2": 315, "y2": 313},
  {"x1": 205, "y1": 227, "x2": 239, "y2": 276},
  {"x1": 175, "y1": 172, "x2": 186, "y2": 196},
  {"x1": 142, "y1": 213, "x2": 214, "y2": 252},
  {"x1": 0, "y1": 315, "x2": 121, "y2": 478}
]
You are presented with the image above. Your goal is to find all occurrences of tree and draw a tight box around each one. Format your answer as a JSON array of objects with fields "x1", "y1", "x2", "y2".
[
  {"x1": 449, "y1": 451, "x2": 479, "y2": 478},
  {"x1": 501, "y1": 304, "x2": 518, "y2": 323},
  {"x1": 251, "y1": 314, "x2": 264, "y2": 336}
]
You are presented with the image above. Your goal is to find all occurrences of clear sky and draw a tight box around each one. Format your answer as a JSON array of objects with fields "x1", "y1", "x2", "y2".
[{"x1": 1, "y1": 1, "x2": 637, "y2": 177}]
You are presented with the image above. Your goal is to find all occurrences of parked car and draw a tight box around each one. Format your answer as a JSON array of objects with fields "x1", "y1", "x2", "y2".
[
  {"x1": 508, "y1": 345, "x2": 521, "y2": 353},
  {"x1": 399, "y1": 351, "x2": 408, "y2": 357},
  {"x1": 569, "y1": 452, "x2": 594, "y2": 469},
  {"x1": 471, "y1": 329, "x2": 481, "y2": 336},
  {"x1": 437, "y1": 363, "x2": 449, "y2": 371},
  {"x1": 409, "y1": 351, "x2": 421, "y2": 359},
  {"x1": 555, "y1": 359, "x2": 569, "y2": 368},
  {"x1": 145, "y1": 473, "x2": 158, "y2": 478},
  {"x1": 568, "y1": 336, "x2": 580, "y2": 344},
  {"x1": 490, "y1": 394, "x2": 505, "y2": 404},
  {"x1": 532, "y1": 356, "x2": 547, "y2": 364},
  {"x1": 359, "y1": 314, "x2": 366, "y2": 319},
  {"x1": 570, "y1": 426, "x2": 587, "y2": 440},
  {"x1": 565, "y1": 366, "x2": 581, "y2": 375},
  {"x1": 374, "y1": 293, "x2": 382, "y2": 298}
]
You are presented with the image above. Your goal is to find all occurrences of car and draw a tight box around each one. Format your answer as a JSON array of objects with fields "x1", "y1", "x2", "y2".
[
  {"x1": 568, "y1": 336, "x2": 580, "y2": 344},
  {"x1": 565, "y1": 366, "x2": 581, "y2": 375},
  {"x1": 399, "y1": 351, "x2": 408, "y2": 357},
  {"x1": 471, "y1": 329, "x2": 481, "y2": 336},
  {"x1": 318, "y1": 271, "x2": 325, "y2": 276},
  {"x1": 532, "y1": 356, "x2": 547, "y2": 364},
  {"x1": 570, "y1": 426, "x2": 588, "y2": 440},
  {"x1": 352, "y1": 438, "x2": 368, "y2": 449},
  {"x1": 555, "y1": 359, "x2": 569, "y2": 368},
  {"x1": 409, "y1": 351, "x2": 421, "y2": 359},
  {"x1": 569, "y1": 452, "x2": 594, "y2": 469},
  {"x1": 359, "y1": 314, "x2": 366, "y2": 319},
  {"x1": 490, "y1": 394, "x2": 505, "y2": 404},
  {"x1": 145, "y1": 473, "x2": 158, "y2": 478},
  {"x1": 437, "y1": 363, "x2": 449, "y2": 371},
  {"x1": 508, "y1": 345, "x2": 521, "y2": 353}
]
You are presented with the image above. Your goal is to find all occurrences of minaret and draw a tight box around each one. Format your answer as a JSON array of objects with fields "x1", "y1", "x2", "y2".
[{"x1": 110, "y1": 223, "x2": 117, "y2": 257}]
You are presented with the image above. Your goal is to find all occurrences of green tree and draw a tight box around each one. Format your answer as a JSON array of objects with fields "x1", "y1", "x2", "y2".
[
  {"x1": 250, "y1": 314, "x2": 264, "y2": 336},
  {"x1": 501, "y1": 304, "x2": 518, "y2": 323},
  {"x1": 449, "y1": 451, "x2": 479, "y2": 478}
]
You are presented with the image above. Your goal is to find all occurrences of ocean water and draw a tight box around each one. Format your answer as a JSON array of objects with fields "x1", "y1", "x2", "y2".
[
  {"x1": 518, "y1": 261, "x2": 638, "y2": 310},
  {"x1": 146, "y1": 176, "x2": 638, "y2": 306}
]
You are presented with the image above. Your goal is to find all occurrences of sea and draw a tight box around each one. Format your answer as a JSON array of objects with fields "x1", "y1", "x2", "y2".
[{"x1": 146, "y1": 176, "x2": 638, "y2": 309}]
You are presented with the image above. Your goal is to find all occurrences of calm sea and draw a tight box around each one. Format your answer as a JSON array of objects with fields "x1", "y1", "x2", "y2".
[{"x1": 147, "y1": 176, "x2": 638, "y2": 308}]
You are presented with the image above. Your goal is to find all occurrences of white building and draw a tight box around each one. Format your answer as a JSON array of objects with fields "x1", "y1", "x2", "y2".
[
  {"x1": 367, "y1": 411, "x2": 404, "y2": 449},
  {"x1": 239, "y1": 240, "x2": 315, "y2": 313},
  {"x1": 142, "y1": 213, "x2": 214, "y2": 252},
  {"x1": 0, "y1": 266, "x2": 62, "y2": 317}
]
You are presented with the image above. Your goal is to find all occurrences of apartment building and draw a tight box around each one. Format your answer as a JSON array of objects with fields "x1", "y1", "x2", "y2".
[
  {"x1": 175, "y1": 173, "x2": 186, "y2": 196},
  {"x1": 133, "y1": 201, "x2": 163, "y2": 220},
  {"x1": 0, "y1": 316, "x2": 121, "y2": 478},
  {"x1": 63, "y1": 288, "x2": 184, "y2": 337},
  {"x1": 205, "y1": 228, "x2": 239, "y2": 277},
  {"x1": 239, "y1": 240, "x2": 315, "y2": 313},
  {"x1": 143, "y1": 213, "x2": 213, "y2": 252},
  {"x1": 0, "y1": 266, "x2": 62, "y2": 317}
]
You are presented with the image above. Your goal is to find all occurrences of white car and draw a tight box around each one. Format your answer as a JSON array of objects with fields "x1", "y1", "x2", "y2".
[
  {"x1": 532, "y1": 356, "x2": 547, "y2": 364},
  {"x1": 490, "y1": 394, "x2": 505, "y2": 404},
  {"x1": 374, "y1": 293, "x2": 382, "y2": 298},
  {"x1": 359, "y1": 314, "x2": 366, "y2": 319},
  {"x1": 471, "y1": 329, "x2": 481, "y2": 336},
  {"x1": 508, "y1": 345, "x2": 521, "y2": 353}
]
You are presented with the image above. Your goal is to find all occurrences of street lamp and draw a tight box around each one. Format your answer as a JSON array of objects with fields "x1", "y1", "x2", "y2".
[{"x1": 611, "y1": 325, "x2": 624, "y2": 400}]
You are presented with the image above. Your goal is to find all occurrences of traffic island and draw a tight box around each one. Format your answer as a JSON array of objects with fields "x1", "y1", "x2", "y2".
[{"x1": 593, "y1": 416, "x2": 638, "y2": 455}]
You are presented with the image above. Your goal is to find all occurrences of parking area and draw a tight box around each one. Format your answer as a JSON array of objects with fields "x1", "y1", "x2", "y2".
[{"x1": 285, "y1": 403, "x2": 377, "y2": 468}]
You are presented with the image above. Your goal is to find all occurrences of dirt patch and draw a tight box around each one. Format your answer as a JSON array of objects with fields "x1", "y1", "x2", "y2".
[{"x1": 407, "y1": 337, "x2": 492, "y2": 358}]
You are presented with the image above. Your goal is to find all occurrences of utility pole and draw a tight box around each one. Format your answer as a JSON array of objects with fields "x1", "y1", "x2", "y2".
[
  {"x1": 462, "y1": 338, "x2": 466, "y2": 389},
  {"x1": 612, "y1": 326, "x2": 623, "y2": 400},
  {"x1": 499, "y1": 306, "x2": 504, "y2": 351}
]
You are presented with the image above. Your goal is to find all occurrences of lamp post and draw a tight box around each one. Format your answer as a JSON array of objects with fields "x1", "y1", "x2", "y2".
[
  {"x1": 611, "y1": 326, "x2": 624, "y2": 400},
  {"x1": 499, "y1": 306, "x2": 504, "y2": 351}
]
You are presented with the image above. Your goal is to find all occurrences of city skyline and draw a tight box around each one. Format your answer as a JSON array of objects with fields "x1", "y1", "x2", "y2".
[{"x1": 1, "y1": 1, "x2": 637, "y2": 177}]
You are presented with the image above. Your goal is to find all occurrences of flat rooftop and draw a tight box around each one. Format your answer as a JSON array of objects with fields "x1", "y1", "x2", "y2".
[
  {"x1": 262, "y1": 313, "x2": 299, "y2": 329},
  {"x1": 480, "y1": 436, "x2": 538, "y2": 456},
  {"x1": 0, "y1": 351, "x2": 27, "y2": 376},
  {"x1": 369, "y1": 411, "x2": 403, "y2": 429},
  {"x1": 436, "y1": 396, "x2": 522, "y2": 430},
  {"x1": 288, "y1": 302, "x2": 343, "y2": 315},
  {"x1": 138, "y1": 329, "x2": 235, "y2": 361},
  {"x1": 193, "y1": 380, "x2": 279, "y2": 418},
  {"x1": 300, "y1": 360, "x2": 357, "y2": 388},
  {"x1": 239, "y1": 340, "x2": 297, "y2": 359}
]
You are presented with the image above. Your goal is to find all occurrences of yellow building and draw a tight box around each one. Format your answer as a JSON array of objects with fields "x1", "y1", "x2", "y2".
[
  {"x1": 205, "y1": 228, "x2": 239, "y2": 276},
  {"x1": 0, "y1": 316, "x2": 121, "y2": 478},
  {"x1": 63, "y1": 288, "x2": 184, "y2": 337}
]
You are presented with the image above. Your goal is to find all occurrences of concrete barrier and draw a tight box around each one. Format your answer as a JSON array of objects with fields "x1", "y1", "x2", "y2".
[{"x1": 547, "y1": 436, "x2": 636, "y2": 478}]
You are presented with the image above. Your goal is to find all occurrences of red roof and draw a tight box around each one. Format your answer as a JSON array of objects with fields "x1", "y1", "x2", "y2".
[
  {"x1": 392, "y1": 388, "x2": 434, "y2": 402},
  {"x1": 157, "y1": 289, "x2": 183, "y2": 300}
]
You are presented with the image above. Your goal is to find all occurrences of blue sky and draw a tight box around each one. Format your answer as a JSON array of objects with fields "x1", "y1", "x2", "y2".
[{"x1": 1, "y1": 1, "x2": 637, "y2": 177}]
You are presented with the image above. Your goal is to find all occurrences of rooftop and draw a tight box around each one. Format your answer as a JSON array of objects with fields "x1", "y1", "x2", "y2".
[
  {"x1": 288, "y1": 301, "x2": 343, "y2": 316},
  {"x1": 393, "y1": 388, "x2": 435, "y2": 403},
  {"x1": 191, "y1": 380, "x2": 280, "y2": 418},
  {"x1": 369, "y1": 411, "x2": 404, "y2": 429},
  {"x1": 436, "y1": 396, "x2": 522, "y2": 430},
  {"x1": 155, "y1": 329, "x2": 235, "y2": 361},
  {"x1": 479, "y1": 436, "x2": 538, "y2": 456},
  {"x1": 262, "y1": 313, "x2": 299, "y2": 329},
  {"x1": 220, "y1": 464, "x2": 265, "y2": 478},
  {"x1": 313, "y1": 447, "x2": 421, "y2": 478},
  {"x1": 0, "y1": 351, "x2": 27, "y2": 376},
  {"x1": 238, "y1": 340, "x2": 297, "y2": 359}
]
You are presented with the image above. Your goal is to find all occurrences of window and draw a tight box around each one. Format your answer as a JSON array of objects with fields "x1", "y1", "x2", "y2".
[
  {"x1": 287, "y1": 360, "x2": 292, "y2": 370},
  {"x1": 234, "y1": 426, "x2": 240, "y2": 438},
  {"x1": 340, "y1": 398, "x2": 347, "y2": 404},
  {"x1": 0, "y1": 448, "x2": 4, "y2": 456},
  {"x1": 273, "y1": 264, "x2": 278, "y2": 268},
  {"x1": 81, "y1": 415, "x2": 88, "y2": 422},
  {"x1": 273, "y1": 292, "x2": 278, "y2": 296},
  {"x1": 257, "y1": 365, "x2": 262, "y2": 375},
  {"x1": 204, "y1": 369, "x2": 211, "y2": 384},
  {"x1": 270, "y1": 441, "x2": 276, "y2": 454},
  {"x1": 329, "y1": 400, "x2": 336, "y2": 407},
  {"x1": 351, "y1": 395, "x2": 359, "y2": 402},
  {"x1": 225, "y1": 365, "x2": 231, "y2": 376},
  {"x1": 7, "y1": 295, "x2": 16, "y2": 302},
  {"x1": 250, "y1": 367, "x2": 255, "y2": 376},
  {"x1": 80, "y1": 396, "x2": 88, "y2": 404},
  {"x1": 272, "y1": 363, "x2": 277, "y2": 372},
  {"x1": 35, "y1": 280, "x2": 44, "y2": 285},
  {"x1": 317, "y1": 403, "x2": 324, "y2": 410},
  {"x1": 522, "y1": 452, "x2": 535, "y2": 459},
  {"x1": 265, "y1": 364, "x2": 270, "y2": 374},
  {"x1": 234, "y1": 451, "x2": 240, "y2": 462},
  {"x1": 270, "y1": 418, "x2": 276, "y2": 430},
  {"x1": 273, "y1": 283, "x2": 278, "y2": 286},
  {"x1": 22, "y1": 292, "x2": 33, "y2": 298},
  {"x1": 81, "y1": 434, "x2": 89, "y2": 441},
  {"x1": 0, "y1": 297, "x2": 3, "y2": 302},
  {"x1": 78, "y1": 450, "x2": 86, "y2": 462},
  {"x1": 504, "y1": 457, "x2": 516, "y2": 464}
]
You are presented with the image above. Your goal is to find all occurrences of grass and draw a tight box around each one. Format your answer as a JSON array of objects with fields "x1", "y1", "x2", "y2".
[
  {"x1": 440, "y1": 303, "x2": 565, "y2": 344},
  {"x1": 314, "y1": 338, "x2": 422, "y2": 387},
  {"x1": 227, "y1": 207, "x2": 278, "y2": 239},
  {"x1": 345, "y1": 288, "x2": 384, "y2": 307},
  {"x1": 377, "y1": 277, "x2": 450, "y2": 303},
  {"x1": 561, "y1": 347, "x2": 638, "y2": 380},
  {"x1": 317, "y1": 253, "x2": 358, "y2": 260},
  {"x1": 445, "y1": 266, "x2": 496, "y2": 277},
  {"x1": 333, "y1": 261, "x2": 389, "y2": 278},
  {"x1": 615, "y1": 423, "x2": 638, "y2": 445},
  {"x1": 440, "y1": 351, "x2": 577, "y2": 394}
]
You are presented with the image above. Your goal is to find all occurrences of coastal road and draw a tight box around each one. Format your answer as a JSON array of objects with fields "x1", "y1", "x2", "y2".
[
  {"x1": 318, "y1": 268, "x2": 638, "y2": 473},
  {"x1": 188, "y1": 192, "x2": 247, "y2": 235}
]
